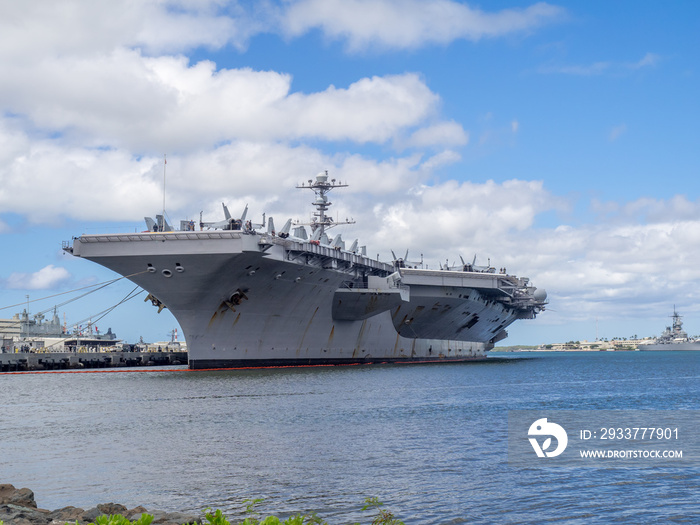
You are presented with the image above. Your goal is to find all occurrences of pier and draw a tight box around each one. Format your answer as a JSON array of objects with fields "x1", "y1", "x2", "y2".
[{"x1": 0, "y1": 350, "x2": 187, "y2": 372}]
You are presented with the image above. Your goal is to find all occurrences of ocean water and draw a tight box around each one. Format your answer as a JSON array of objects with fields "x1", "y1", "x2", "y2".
[{"x1": 1, "y1": 351, "x2": 699, "y2": 524}]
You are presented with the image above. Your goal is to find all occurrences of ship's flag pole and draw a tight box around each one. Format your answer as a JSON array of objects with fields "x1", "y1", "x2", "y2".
[{"x1": 162, "y1": 154, "x2": 167, "y2": 228}]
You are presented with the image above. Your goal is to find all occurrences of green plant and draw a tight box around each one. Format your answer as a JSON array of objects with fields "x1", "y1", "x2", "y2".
[
  {"x1": 71, "y1": 514, "x2": 154, "y2": 525},
  {"x1": 206, "y1": 498, "x2": 329, "y2": 525},
  {"x1": 203, "y1": 507, "x2": 231, "y2": 525},
  {"x1": 360, "y1": 497, "x2": 405, "y2": 525}
]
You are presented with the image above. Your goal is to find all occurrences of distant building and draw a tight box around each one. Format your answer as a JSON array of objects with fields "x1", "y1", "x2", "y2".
[{"x1": 539, "y1": 338, "x2": 650, "y2": 351}]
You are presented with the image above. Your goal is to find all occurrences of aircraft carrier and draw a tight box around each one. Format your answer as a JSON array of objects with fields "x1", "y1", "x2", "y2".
[{"x1": 64, "y1": 172, "x2": 547, "y2": 369}]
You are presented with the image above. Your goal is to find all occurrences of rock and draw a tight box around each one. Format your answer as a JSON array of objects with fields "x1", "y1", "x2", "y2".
[
  {"x1": 0, "y1": 503, "x2": 50, "y2": 525},
  {"x1": 96, "y1": 503, "x2": 128, "y2": 516},
  {"x1": 80, "y1": 506, "x2": 107, "y2": 522},
  {"x1": 48, "y1": 506, "x2": 86, "y2": 523},
  {"x1": 124, "y1": 505, "x2": 149, "y2": 519},
  {"x1": 0, "y1": 484, "x2": 37, "y2": 508},
  {"x1": 0, "y1": 485, "x2": 202, "y2": 525}
]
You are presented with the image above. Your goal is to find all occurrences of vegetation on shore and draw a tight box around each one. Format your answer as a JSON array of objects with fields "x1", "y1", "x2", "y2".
[{"x1": 491, "y1": 345, "x2": 539, "y2": 351}]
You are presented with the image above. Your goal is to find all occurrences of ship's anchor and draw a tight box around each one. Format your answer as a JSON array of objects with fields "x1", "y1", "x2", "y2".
[
  {"x1": 145, "y1": 293, "x2": 166, "y2": 313},
  {"x1": 230, "y1": 289, "x2": 248, "y2": 305},
  {"x1": 219, "y1": 288, "x2": 249, "y2": 313},
  {"x1": 222, "y1": 300, "x2": 236, "y2": 313}
]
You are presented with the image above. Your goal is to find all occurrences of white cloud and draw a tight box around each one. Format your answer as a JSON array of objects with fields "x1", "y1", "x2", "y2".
[
  {"x1": 420, "y1": 150, "x2": 462, "y2": 171},
  {"x1": 283, "y1": 0, "x2": 565, "y2": 51},
  {"x1": 405, "y1": 121, "x2": 469, "y2": 148},
  {"x1": 6, "y1": 265, "x2": 71, "y2": 290},
  {"x1": 282, "y1": 74, "x2": 439, "y2": 143},
  {"x1": 0, "y1": 123, "x2": 163, "y2": 223},
  {"x1": 0, "y1": 0, "x2": 252, "y2": 61},
  {"x1": 505, "y1": 204, "x2": 700, "y2": 330},
  {"x1": 1, "y1": 2, "x2": 453, "y2": 157},
  {"x1": 544, "y1": 53, "x2": 661, "y2": 76},
  {"x1": 1, "y1": 48, "x2": 440, "y2": 152},
  {"x1": 0, "y1": 123, "x2": 436, "y2": 224},
  {"x1": 0, "y1": 1, "x2": 564, "y2": 61},
  {"x1": 367, "y1": 179, "x2": 559, "y2": 256},
  {"x1": 633, "y1": 52, "x2": 661, "y2": 69}
]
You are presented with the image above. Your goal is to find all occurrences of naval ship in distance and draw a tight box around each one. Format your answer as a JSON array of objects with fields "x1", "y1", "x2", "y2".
[
  {"x1": 65, "y1": 172, "x2": 547, "y2": 369},
  {"x1": 638, "y1": 307, "x2": 700, "y2": 351}
]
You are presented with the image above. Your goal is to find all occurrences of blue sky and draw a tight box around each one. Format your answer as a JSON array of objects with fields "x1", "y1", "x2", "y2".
[{"x1": 1, "y1": 0, "x2": 699, "y2": 346}]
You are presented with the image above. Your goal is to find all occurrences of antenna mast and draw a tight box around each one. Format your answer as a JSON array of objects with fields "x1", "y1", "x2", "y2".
[
  {"x1": 296, "y1": 171, "x2": 354, "y2": 238},
  {"x1": 161, "y1": 154, "x2": 167, "y2": 230}
]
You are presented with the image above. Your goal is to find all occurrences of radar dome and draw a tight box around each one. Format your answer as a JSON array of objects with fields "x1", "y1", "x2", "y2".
[
  {"x1": 316, "y1": 171, "x2": 328, "y2": 182},
  {"x1": 533, "y1": 288, "x2": 547, "y2": 302}
]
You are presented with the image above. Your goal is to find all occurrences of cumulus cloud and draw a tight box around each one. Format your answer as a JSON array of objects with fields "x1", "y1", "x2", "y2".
[
  {"x1": 368, "y1": 179, "x2": 559, "y2": 255},
  {"x1": 0, "y1": 122, "x2": 445, "y2": 223},
  {"x1": 6, "y1": 265, "x2": 71, "y2": 290},
  {"x1": 0, "y1": 0, "x2": 254, "y2": 61},
  {"x1": 0, "y1": 124, "x2": 163, "y2": 223},
  {"x1": 0, "y1": 49, "x2": 440, "y2": 152},
  {"x1": 501, "y1": 196, "x2": 700, "y2": 331},
  {"x1": 0, "y1": 1, "x2": 458, "y2": 226},
  {"x1": 1, "y1": 1, "x2": 564, "y2": 60},
  {"x1": 283, "y1": 0, "x2": 565, "y2": 51}
]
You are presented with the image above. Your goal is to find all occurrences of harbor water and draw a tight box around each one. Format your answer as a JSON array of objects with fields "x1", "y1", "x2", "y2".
[{"x1": 1, "y1": 351, "x2": 699, "y2": 524}]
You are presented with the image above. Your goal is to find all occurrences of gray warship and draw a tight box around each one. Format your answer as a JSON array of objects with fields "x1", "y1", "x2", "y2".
[
  {"x1": 639, "y1": 308, "x2": 700, "y2": 351},
  {"x1": 64, "y1": 172, "x2": 547, "y2": 369}
]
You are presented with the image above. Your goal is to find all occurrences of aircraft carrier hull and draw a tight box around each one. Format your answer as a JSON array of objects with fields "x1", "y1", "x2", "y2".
[{"x1": 68, "y1": 230, "x2": 542, "y2": 369}]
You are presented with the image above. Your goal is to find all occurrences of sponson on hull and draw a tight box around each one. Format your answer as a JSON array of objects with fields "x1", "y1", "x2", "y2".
[{"x1": 64, "y1": 172, "x2": 547, "y2": 369}]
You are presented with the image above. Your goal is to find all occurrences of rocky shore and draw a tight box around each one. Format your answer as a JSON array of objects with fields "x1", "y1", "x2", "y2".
[{"x1": 0, "y1": 485, "x2": 201, "y2": 525}]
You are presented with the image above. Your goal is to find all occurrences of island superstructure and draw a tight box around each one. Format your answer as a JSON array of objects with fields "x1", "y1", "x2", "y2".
[{"x1": 64, "y1": 172, "x2": 547, "y2": 369}]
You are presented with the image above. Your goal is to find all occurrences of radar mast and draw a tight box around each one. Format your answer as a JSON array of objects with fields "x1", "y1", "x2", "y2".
[{"x1": 296, "y1": 171, "x2": 355, "y2": 238}]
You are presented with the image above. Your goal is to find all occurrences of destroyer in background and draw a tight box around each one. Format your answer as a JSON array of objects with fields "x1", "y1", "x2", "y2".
[
  {"x1": 65, "y1": 172, "x2": 547, "y2": 369},
  {"x1": 639, "y1": 308, "x2": 700, "y2": 351}
]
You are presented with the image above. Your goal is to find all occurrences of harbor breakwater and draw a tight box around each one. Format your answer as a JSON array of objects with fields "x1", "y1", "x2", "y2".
[
  {"x1": 0, "y1": 484, "x2": 201, "y2": 524},
  {"x1": 0, "y1": 351, "x2": 187, "y2": 372}
]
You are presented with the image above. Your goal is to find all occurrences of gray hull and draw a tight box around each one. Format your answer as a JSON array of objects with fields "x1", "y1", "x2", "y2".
[
  {"x1": 68, "y1": 229, "x2": 544, "y2": 369},
  {"x1": 638, "y1": 342, "x2": 700, "y2": 351}
]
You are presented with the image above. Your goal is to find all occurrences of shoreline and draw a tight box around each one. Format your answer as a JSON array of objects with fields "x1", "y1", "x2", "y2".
[{"x1": 0, "y1": 484, "x2": 201, "y2": 525}]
